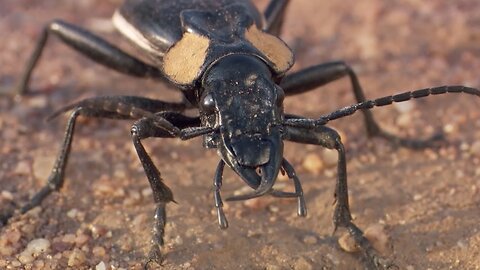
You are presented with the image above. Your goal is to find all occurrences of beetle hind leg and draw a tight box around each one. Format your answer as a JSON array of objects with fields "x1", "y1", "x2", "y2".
[
  {"x1": 0, "y1": 108, "x2": 81, "y2": 226},
  {"x1": 13, "y1": 20, "x2": 166, "y2": 96}
]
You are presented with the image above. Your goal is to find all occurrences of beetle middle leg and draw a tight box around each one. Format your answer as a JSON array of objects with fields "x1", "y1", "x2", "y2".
[
  {"x1": 13, "y1": 20, "x2": 167, "y2": 96},
  {"x1": 281, "y1": 61, "x2": 443, "y2": 149},
  {"x1": 284, "y1": 124, "x2": 392, "y2": 270}
]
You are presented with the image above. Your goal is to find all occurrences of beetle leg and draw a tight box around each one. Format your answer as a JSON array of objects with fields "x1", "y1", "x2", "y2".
[
  {"x1": 263, "y1": 0, "x2": 290, "y2": 35},
  {"x1": 0, "y1": 108, "x2": 81, "y2": 226},
  {"x1": 47, "y1": 95, "x2": 188, "y2": 121},
  {"x1": 131, "y1": 115, "x2": 214, "y2": 267},
  {"x1": 0, "y1": 93, "x2": 198, "y2": 224},
  {"x1": 14, "y1": 20, "x2": 166, "y2": 96},
  {"x1": 280, "y1": 159, "x2": 307, "y2": 217},
  {"x1": 281, "y1": 61, "x2": 443, "y2": 149},
  {"x1": 213, "y1": 160, "x2": 228, "y2": 229},
  {"x1": 284, "y1": 124, "x2": 391, "y2": 269},
  {"x1": 269, "y1": 159, "x2": 307, "y2": 216}
]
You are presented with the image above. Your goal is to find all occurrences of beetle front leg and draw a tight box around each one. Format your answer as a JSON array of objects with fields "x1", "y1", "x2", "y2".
[
  {"x1": 130, "y1": 115, "x2": 214, "y2": 268},
  {"x1": 131, "y1": 120, "x2": 174, "y2": 268},
  {"x1": 284, "y1": 124, "x2": 391, "y2": 270},
  {"x1": 281, "y1": 61, "x2": 442, "y2": 149},
  {"x1": 213, "y1": 160, "x2": 228, "y2": 229}
]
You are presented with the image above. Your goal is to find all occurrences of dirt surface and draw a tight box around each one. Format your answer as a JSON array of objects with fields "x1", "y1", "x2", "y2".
[{"x1": 1, "y1": 0, "x2": 480, "y2": 269}]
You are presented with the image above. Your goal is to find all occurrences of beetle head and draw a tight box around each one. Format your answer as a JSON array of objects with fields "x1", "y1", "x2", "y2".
[{"x1": 200, "y1": 54, "x2": 285, "y2": 199}]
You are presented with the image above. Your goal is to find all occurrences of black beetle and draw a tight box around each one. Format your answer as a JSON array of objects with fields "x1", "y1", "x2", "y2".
[{"x1": 1, "y1": 0, "x2": 479, "y2": 269}]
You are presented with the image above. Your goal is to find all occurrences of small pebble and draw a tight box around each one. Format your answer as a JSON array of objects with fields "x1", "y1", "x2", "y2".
[
  {"x1": 396, "y1": 113, "x2": 412, "y2": 128},
  {"x1": 89, "y1": 224, "x2": 108, "y2": 239},
  {"x1": 322, "y1": 149, "x2": 338, "y2": 167},
  {"x1": 293, "y1": 257, "x2": 313, "y2": 270},
  {"x1": 28, "y1": 96, "x2": 48, "y2": 108},
  {"x1": 1, "y1": 191, "x2": 14, "y2": 201},
  {"x1": 75, "y1": 234, "x2": 89, "y2": 246},
  {"x1": 338, "y1": 233, "x2": 359, "y2": 252},
  {"x1": 394, "y1": 101, "x2": 414, "y2": 113},
  {"x1": 364, "y1": 224, "x2": 391, "y2": 254},
  {"x1": 67, "y1": 208, "x2": 79, "y2": 219},
  {"x1": 67, "y1": 248, "x2": 86, "y2": 267},
  {"x1": 470, "y1": 141, "x2": 480, "y2": 157},
  {"x1": 303, "y1": 235, "x2": 318, "y2": 245},
  {"x1": 18, "y1": 238, "x2": 51, "y2": 264},
  {"x1": 4, "y1": 230, "x2": 21, "y2": 244},
  {"x1": 302, "y1": 153, "x2": 324, "y2": 174},
  {"x1": 13, "y1": 161, "x2": 30, "y2": 175},
  {"x1": 96, "y1": 261, "x2": 107, "y2": 270},
  {"x1": 24, "y1": 238, "x2": 50, "y2": 256},
  {"x1": 265, "y1": 264, "x2": 283, "y2": 270},
  {"x1": 92, "y1": 246, "x2": 107, "y2": 258},
  {"x1": 443, "y1": 123, "x2": 456, "y2": 134},
  {"x1": 62, "y1": 234, "x2": 76, "y2": 244}
]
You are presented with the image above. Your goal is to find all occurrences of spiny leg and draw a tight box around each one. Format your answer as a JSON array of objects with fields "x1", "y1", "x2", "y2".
[
  {"x1": 284, "y1": 124, "x2": 390, "y2": 269},
  {"x1": 281, "y1": 61, "x2": 442, "y2": 148},
  {"x1": 0, "y1": 95, "x2": 193, "y2": 225},
  {"x1": 130, "y1": 114, "x2": 213, "y2": 268},
  {"x1": 0, "y1": 108, "x2": 81, "y2": 225},
  {"x1": 13, "y1": 20, "x2": 166, "y2": 96},
  {"x1": 263, "y1": 0, "x2": 290, "y2": 35}
]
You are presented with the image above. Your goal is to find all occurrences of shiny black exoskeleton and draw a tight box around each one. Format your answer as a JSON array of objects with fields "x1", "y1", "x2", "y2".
[{"x1": 2, "y1": 0, "x2": 480, "y2": 269}]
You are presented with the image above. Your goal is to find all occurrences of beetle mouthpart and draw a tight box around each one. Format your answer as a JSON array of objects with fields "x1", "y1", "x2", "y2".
[
  {"x1": 226, "y1": 161, "x2": 278, "y2": 201},
  {"x1": 230, "y1": 136, "x2": 271, "y2": 167}
]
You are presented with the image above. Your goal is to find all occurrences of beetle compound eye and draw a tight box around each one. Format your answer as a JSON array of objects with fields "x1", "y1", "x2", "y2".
[{"x1": 201, "y1": 93, "x2": 215, "y2": 113}]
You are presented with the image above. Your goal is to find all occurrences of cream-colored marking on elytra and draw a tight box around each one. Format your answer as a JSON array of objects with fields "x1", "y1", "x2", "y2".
[
  {"x1": 163, "y1": 32, "x2": 210, "y2": 85},
  {"x1": 112, "y1": 10, "x2": 164, "y2": 57},
  {"x1": 245, "y1": 25, "x2": 294, "y2": 73}
]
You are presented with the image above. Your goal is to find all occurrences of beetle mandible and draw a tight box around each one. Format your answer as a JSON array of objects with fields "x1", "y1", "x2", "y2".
[{"x1": 1, "y1": 0, "x2": 479, "y2": 269}]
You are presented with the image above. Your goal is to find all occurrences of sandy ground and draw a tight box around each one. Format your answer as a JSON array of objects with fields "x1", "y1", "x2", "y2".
[{"x1": 1, "y1": 0, "x2": 480, "y2": 269}]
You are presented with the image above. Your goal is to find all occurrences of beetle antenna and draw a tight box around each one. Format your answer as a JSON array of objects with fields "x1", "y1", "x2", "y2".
[{"x1": 284, "y1": 85, "x2": 480, "y2": 127}]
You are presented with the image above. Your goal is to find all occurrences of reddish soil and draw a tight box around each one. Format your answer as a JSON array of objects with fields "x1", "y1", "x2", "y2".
[{"x1": 1, "y1": 1, "x2": 480, "y2": 269}]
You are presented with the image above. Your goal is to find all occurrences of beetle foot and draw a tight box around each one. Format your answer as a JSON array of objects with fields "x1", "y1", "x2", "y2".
[
  {"x1": 143, "y1": 245, "x2": 164, "y2": 270},
  {"x1": 216, "y1": 207, "x2": 229, "y2": 229},
  {"x1": 332, "y1": 203, "x2": 353, "y2": 234},
  {"x1": 359, "y1": 247, "x2": 397, "y2": 270},
  {"x1": 340, "y1": 221, "x2": 396, "y2": 270}
]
